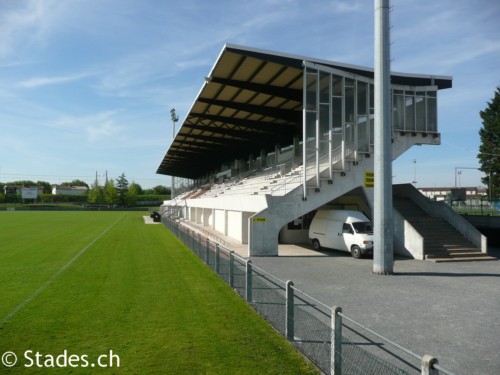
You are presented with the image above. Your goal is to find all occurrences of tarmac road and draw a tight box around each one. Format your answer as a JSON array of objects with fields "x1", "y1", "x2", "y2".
[{"x1": 250, "y1": 245, "x2": 500, "y2": 374}]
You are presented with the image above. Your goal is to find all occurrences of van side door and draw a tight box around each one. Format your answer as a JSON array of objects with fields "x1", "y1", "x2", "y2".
[{"x1": 340, "y1": 223, "x2": 354, "y2": 252}]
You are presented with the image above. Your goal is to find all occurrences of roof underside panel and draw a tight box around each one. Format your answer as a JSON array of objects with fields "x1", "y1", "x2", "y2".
[{"x1": 157, "y1": 44, "x2": 452, "y2": 179}]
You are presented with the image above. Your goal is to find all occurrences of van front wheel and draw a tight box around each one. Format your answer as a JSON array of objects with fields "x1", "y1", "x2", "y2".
[
  {"x1": 351, "y1": 245, "x2": 361, "y2": 259},
  {"x1": 312, "y1": 239, "x2": 321, "y2": 251}
]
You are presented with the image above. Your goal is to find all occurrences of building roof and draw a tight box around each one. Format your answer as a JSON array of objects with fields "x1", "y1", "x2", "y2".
[
  {"x1": 156, "y1": 44, "x2": 453, "y2": 179},
  {"x1": 419, "y1": 187, "x2": 486, "y2": 193},
  {"x1": 53, "y1": 185, "x2": 88, "y2": 190}
]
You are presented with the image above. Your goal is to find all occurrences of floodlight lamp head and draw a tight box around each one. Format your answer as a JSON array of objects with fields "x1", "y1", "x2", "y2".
[{"x1": 170, "y1": 108, "x2": 179, "y2": 122}]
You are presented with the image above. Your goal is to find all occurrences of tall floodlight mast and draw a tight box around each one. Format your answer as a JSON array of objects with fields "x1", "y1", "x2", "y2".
[
  {"x1": 170, "y1": 108, "x2": 179, "y2": 199},
  {"x1": 373, "y1": 0, "x2": 394, "y2": 274}
]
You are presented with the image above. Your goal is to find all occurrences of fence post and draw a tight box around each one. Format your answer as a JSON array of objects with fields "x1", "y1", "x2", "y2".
[
  {"x1": 286, "y1": 280, "x2": 294, "y2": 341},
  {"x1": 421, "y1": 355, "x2": 439, "y2": 375},
  {"x1": 331, "y1": 306, "x2": 342, "y2": 375},
  {"x1": 205, "y1": 238, "x2": 210, "y2": 264},
  {"x1": 229, "y1": 251, "x2": 235, "y2": 287},
  {"x1": 197, "y1": 233, "x2": 202, "y2": 257},
  {"x1": 215, "y1": 244, "x2": 220, "y2": 274},
  {"x1": 245, "y1": 260, "x2": 253, "y2": 302}
]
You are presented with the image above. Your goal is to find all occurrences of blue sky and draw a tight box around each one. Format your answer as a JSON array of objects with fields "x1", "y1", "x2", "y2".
[{"x1": 1, "y1": 0, "x2": 499, "y2": 189}]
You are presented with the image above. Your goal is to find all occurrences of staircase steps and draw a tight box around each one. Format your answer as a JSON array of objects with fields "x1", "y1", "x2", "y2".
[{"x1": 394, "y1": 197, "x2": 496, "y2": 263}]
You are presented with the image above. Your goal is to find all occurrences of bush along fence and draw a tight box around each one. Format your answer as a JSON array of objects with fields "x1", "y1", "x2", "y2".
[{"x1": 163, "y1": 218, "x2": 456, "y2": 375}]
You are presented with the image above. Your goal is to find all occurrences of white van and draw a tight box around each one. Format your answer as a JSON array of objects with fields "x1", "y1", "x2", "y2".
[{"x1": 308, "y1": 209, "x2": 373, "y2": 258}]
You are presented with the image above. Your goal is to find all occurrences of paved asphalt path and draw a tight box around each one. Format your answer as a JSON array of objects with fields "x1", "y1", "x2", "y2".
[{"x1": 250, "y1": 246, "x2": 500, "y2": 374}]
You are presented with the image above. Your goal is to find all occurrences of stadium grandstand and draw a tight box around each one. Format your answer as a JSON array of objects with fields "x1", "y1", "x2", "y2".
[{"x1": 157, "y1": 43, "x2": 462, "y2": 258}]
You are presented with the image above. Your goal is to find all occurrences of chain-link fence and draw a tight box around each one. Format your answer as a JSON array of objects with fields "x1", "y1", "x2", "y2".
[{"x1": 163, "y1": 218, "x2": 454, "y2": 375}]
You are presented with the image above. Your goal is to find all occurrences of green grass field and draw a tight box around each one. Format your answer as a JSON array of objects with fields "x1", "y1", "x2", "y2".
[{"x1": 0, "y1": 211, "x2": 317, "y2": 374}]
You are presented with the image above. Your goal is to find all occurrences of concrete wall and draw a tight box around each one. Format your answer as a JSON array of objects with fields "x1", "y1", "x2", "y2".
[
  {"x1": 227, "y1": 211, "x2": 243, "y2": 242},
  {"x1": 393, "y1": 184, "x2": 488, "y2": 253},
  {"x1": 241, "y1": 212, "x2": 253, "y2": 244},
  {"x1": 462, "y1": 214, "x2": 500, "y2": 229},
  {"x1": 279, "y1": 228, "x2": 309, "y2": 244},
  {"x1": 203, "y1": 208, "x2": 211, "y2": 226},
  {"x1": 249, "y1": 157, "x2": 374, "y2": 256},
  {"x1": 178, "y1": 195, "x2": 268, "y2": 243},
  {"x1": 462, "y1": 214, "x2": 500, "y2": 246},
  {"x1": 393, "y1": 208, "x2": 424, "y2": 259},
  {"x1": 214, "y1": 209, "x2": 226, "y2": 235}
]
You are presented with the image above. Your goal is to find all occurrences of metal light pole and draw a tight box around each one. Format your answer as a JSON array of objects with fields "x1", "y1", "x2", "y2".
[
  {"x1": 455, "y1": 166, "x2": 480, "y2": 188},
  {"x1": 373, "y1": 0, "x2": 393, "y2": 275},
  {"x1": 170, "y1": 108, "x2": 179, "y2": 199}
]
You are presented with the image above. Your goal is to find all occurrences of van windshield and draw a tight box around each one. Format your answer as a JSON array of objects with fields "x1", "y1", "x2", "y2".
[{"x1": 352, "y1": 222, "x2": 373, "y2": 234}]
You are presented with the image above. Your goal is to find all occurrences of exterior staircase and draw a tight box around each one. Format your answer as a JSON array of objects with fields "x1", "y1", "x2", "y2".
[{"x1": 394, "y1": 197, "x2": 496, "y2": 263}]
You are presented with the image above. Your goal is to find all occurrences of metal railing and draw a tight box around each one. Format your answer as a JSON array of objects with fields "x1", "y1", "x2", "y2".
[{"x1": 163, "y1": 217, "x2": 456, "y2": 375}]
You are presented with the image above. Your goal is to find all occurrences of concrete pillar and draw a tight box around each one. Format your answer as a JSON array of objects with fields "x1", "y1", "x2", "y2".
[
  {"x1": 260, "y1": 149, "x2": 267, "y2": 168},
  {"x1": 373, "y1": 0, "x2": 393, "y2": 274},
  {"x1": 294, "y1": 136, "x2": 301, "y2": 157},
  {"x1": 248, "y1": 214, "x2": 279, "y2": 256}
]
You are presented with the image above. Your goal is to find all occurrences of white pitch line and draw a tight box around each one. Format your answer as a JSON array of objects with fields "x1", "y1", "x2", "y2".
[{"x1": 0, "y1": 214, "x2": 126, "y2": 326}]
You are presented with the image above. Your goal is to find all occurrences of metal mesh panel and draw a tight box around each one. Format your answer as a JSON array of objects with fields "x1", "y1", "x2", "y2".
[
  {"x1": 333, "y1": 333, "x2": 410, "y2": 375},
  {"x1": 206, "y1": 242, "x2": 216, "y2": 270},
  {"x1": 162, "y1": 219, "x2": 417, "y2": 375},
  {"x1": 339, "y1": 321, "x2": 420, "y2": 374},
  {"x1": 232, "y1": 258, "x2": 246, "y2": 298},
  {"x1": 293, "y1": 299, "x2": 331, "y2": 373},
  {"x1": 250, "y1": 270, "x2": 286, "y2": 335},
  {"x1": 217, "y1": 251, "x2": 230, "y2": 284}
]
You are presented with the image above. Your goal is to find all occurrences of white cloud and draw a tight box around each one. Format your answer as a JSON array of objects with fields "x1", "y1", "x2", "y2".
[
  {"x1": 0, "y1": 0, "x2": 63, "y2": 58},
  {"x1": 332, "y1": 1, "x2": 362, "y2": 13},
  {"x1": 86, "y1": 121, "x2": 118, "y2": 142},
  {"x1": 18, "y1": 72, "x2": 94, "y2": 89},
  {"x1": 437, "y1": 38, "x2": 500, "y2": 70},
  {"x1": 50, "y1": 111, "x2": 122, "y2": 142}
]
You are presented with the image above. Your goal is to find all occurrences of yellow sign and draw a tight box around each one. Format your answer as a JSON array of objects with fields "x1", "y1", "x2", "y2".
[
  {"x1": 252, "y1": 217, "x2": 267, "y2": 223},
  {"x1": 364, "y1": 171, "x2": 374, "y2": 188}
]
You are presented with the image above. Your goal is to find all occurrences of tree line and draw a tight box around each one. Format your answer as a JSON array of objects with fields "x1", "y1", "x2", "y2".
[{"x1": 0, "y1": 173, "x2": 171, "y2": 206}]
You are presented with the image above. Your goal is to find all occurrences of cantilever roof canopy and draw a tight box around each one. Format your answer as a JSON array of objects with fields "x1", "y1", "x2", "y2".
[{"x1": 156, "y1": 44, "x2": 452, "y2": 179}]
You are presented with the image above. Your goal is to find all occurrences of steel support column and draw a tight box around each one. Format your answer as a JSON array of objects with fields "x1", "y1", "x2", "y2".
[{"x1": 373, "y1": 0, "x2": 393, "y2": 274}]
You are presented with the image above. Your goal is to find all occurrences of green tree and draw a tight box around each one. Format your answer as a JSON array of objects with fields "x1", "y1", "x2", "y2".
[
  {"x1": 129, "y1": 182, "x2": 143, "y2": 196},
  {"x1": 115, "y1": 173, "x2": 129, "y2": 206},
  {"x1": 125, "y1": 181, "x2": 142, "y2": 206},
  {"x1": 36, "y1": 181, "x2": 52, "y2": 194},
  {"x1": 87, "y1": 180, "x2": 104, "y2": 204},
  {"x1": 152, "y1": 185, "x2": 170, "y2": 195},
  {"x1": 478, "y1": 87, "x2": 500, "y2": 197},
  {"x1": 125, "y1": 190, "x2": 137, "y2": 206},
  {"x1": 10, "y1": 180, "x2": 36, "y2": 186},
  {"x1": 104, "y1": 180, "x2": 118, "y2": 206}
]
